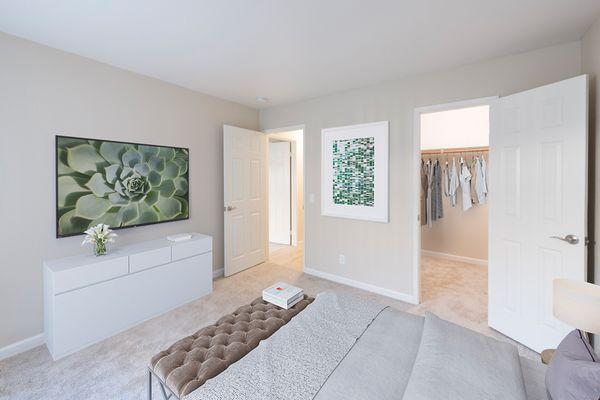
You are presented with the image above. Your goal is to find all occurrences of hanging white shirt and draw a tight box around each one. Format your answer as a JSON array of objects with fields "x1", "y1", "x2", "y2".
[
  {"x1": 459, "y1": 160, "x2": 473, "y2": 211},
  {"x1": 475, "y1": 156, "x2": 488, "y2": 204},
  {"x1": 481, "y1": 156, "x2": 487, "y2": 183},
  {"x1": 448, "y1": 158, "x2": 459, "y2": 207}
]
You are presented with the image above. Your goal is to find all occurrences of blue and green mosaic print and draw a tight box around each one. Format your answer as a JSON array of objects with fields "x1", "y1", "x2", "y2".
[{"x1": 332, "y1": 137, "x2": 375, "y2": 206}]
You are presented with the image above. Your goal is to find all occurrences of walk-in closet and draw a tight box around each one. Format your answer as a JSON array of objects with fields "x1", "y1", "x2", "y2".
[{"x1": 417, "y1": 103, "x2": 490, "y2": 332}]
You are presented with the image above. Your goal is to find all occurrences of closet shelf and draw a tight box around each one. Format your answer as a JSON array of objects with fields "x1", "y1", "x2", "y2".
[{"x1": 421, "y1": 146, "x2": 489, "y2": 155}]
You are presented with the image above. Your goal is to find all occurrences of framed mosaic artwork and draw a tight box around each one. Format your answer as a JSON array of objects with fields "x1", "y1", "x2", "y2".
[{"x1": 321, "y1": 121, "x2": 388, "y2": 222}]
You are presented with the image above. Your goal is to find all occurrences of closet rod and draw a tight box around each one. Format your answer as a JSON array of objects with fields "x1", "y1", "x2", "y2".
[{"x1": 421, "y1": 146, "x2": 489, "y2": 155}]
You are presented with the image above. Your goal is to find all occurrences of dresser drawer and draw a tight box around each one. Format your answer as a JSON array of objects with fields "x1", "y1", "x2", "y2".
[
  {"x1": 129, "y1": 246, "x2": 171, "y2": 273},
  {"x1": 52, "y1": 256, "x2": 128, "y2": 294},
  {"x1": 172, "y1": 237, "x2": 212, "y2": 261}
]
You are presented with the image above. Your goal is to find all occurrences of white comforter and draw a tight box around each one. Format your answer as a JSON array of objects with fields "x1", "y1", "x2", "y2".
[{"x1": 185, "y1": 292, "x2": 386, "y2": 400}]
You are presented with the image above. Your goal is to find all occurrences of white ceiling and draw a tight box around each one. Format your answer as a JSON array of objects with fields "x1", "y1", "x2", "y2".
[{"x1": 0, "y1": 1, "x2": 599, "y2": 108}]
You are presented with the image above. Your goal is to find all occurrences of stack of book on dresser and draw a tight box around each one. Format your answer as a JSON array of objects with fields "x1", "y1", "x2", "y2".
[{"x1": 262, "y1": 282, "x2": 304, "y2": 309}]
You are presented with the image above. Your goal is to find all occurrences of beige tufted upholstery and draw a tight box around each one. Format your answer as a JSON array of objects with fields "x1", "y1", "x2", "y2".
[{"x1": 149, "y1": 295, "x2": 314, "y2": 397}]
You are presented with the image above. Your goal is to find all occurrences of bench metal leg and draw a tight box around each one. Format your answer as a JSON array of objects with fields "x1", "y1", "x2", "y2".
[
  {"x1": 148, "y1": 368, "x2": 153, "y2": 400},
  {"x1": 148, "y1": 368, "x2": 175, "y2": 400}
]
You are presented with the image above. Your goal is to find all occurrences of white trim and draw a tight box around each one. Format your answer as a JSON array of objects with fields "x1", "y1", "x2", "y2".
[
  {"x1": 0, "y1": 333, "x2": 44, "y2": 361},
  {"x1": 414, "y1": 97, "x2": 499, "y2": 115},
  {"x1": 421, "y1": 250, "x2": 488, "y2": 267},
  {"x1": 304, "y1": 267, "x2": 418, "y2": 304},
  {"x1": 263, "y1": 124, "x2": 306, "y2": 134},
  {"x1": 412, "y1": 110, "x2": 422, "y2": 305},
  {"x1": 290, "y1": 140, "x2": 298, "y2": 246},
  {"x1": 213, "y1": 267, "x2": 224, "y2": 279},
  {"x1": 412, "y1": 96, "x2": 498, "y2": 305}
]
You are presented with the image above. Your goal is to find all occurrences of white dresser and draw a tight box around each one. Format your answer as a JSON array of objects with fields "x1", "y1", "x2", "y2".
[{"x1": 43, "y1": 233, "x2": 212, "y2": 360}]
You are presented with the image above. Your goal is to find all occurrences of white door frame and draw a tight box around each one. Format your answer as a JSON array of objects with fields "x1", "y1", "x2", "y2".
[
  {"x1": 412, "y1": 96, "x2": 498, "y2": 304},
  {"x1": 268, "y1": 135, "x2": 297, "y2": 245},
  {"x1": 263, "y1": 125, "x2": 305, "y2": 267}
]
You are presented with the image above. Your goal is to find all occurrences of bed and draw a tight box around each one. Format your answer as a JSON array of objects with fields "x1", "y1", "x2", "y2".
[{"x1": 149, "y1": 291, "x2": 548, "y2": 400}]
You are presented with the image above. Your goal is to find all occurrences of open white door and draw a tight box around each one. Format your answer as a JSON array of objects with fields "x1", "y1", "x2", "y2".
[
  {"x1": 269, "y1": 141, "x2": 292, "y2": 245},
  {"x1": 489, "y1": 75, "x2": 588, "y2": 353},
  {"x1": 223, "y1": 125, "x2": 268, "y2": 277}
]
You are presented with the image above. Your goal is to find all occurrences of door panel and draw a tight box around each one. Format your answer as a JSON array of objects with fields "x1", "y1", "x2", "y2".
[
  {"x1": 502, "y1": 146, "x2": 521, "y2": 217},
  {"x1": 489, "y1": 75, "x2": 588, "y2": 352},
  {"x1": 539, "y1": 247, "x2": 562, "y2": 329},
  {"x1": 250, "y1": 159, "x2": 261, "y2": 199},
  {"x1": 539, "y1": 143, "x2": 562, "y2": 223},
  {"x1": 224, "y1": 125, "x2": 268, "y2": 276},
  {"x1": 502, "y1": 240, "x2": 521, "y2": 313}
]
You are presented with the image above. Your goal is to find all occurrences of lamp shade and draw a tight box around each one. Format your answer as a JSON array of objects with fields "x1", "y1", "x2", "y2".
[{"x1": 553, "y1": 278, "x2": 600, "y2": 334}]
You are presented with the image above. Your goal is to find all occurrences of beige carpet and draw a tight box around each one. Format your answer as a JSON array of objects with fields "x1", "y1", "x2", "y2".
[
  {"x1": 0, "y1": 250, "x2": 537, "y2": 400},
  {"x1": 269, "y1": 242, "x2": 303, "y2": 271}
]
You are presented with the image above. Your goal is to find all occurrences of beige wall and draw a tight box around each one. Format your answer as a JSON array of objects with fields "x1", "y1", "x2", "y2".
[
  {"x1": 422, "y1": 199, "x2": 488, "y2": 261},
  {"x1": 0, "y1": 33, "x2": 258, "y2": 349},
  {"x1": 583, "y1": 16, "x2": 600, "y2": 289},
  {"x1": 260, "y1": 41, "x2": 582, "y2": 300}
]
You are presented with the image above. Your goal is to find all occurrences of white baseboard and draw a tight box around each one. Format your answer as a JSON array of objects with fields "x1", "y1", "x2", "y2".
[
  {"x1": 0, "y1": 333, "x2": 44, "y2": 361},
  {"x1": 421, "y1": 250, "x2": 488, "y2": 267},
  {"x1": 304, "y1": 267, "x2": 418, "y2": 305},
  {"x1": 213, "y1": 267, "x2": 224, "y2": 279}
]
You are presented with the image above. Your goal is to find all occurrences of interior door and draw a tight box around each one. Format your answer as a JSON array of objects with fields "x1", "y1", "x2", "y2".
[
  {"x1": 489, "y1": 75, "x2": 588, "y2": 353},
  {"x1": 269, "y1": 141, "x2": 292, "y2": 245},
  {"x1": 223, "y1": 125, "x2": 268, "y2": 277}
]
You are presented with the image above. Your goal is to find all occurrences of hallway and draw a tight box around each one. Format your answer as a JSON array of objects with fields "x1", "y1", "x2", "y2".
[{"x1": 268, "y1": 242, "x2": 303, "y2": 271}]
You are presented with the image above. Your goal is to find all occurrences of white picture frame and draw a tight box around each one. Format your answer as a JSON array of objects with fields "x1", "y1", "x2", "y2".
[{"x1": 321, "y1": 121, "x2": 389, "y2": 222}]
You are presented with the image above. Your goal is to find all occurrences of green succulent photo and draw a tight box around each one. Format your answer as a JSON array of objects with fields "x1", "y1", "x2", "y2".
[{"x1": 56, "y1": 136, "x2": 189, "y2": 236}]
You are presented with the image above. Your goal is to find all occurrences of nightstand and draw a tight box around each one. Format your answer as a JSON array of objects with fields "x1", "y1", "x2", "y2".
[{"x1": 541, "y1": 349, "x2": 555, "y2": 365}]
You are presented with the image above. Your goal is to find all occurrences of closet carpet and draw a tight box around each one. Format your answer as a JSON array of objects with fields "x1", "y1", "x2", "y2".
[{"x1": 0, "y1": 252, "x2": 536, "y2": 400}]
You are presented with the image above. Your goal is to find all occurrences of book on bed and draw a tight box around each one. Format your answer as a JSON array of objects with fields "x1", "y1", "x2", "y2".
[{"x1": 263, "y1": 282, "x2": 303, "y2": 309}]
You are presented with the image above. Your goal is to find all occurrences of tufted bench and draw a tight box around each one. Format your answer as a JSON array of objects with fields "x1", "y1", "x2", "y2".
[{"x1": 148, "y1": 295, "x2": 314, "y2": 399}]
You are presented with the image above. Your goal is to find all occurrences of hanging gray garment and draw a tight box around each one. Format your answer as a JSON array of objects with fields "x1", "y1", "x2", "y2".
[
  {"x1": 431, "y1": 161, "x2": 444, "y2": 220},
  {"x1": 426, "y1": 161, "x2": 433, "y2": 227},
  {"x1": 420, "y1": 161, "x2": 427, "y2": 226},
  {"x1": 443, "y1": 161, "x2": 450, "y2": 197},
  {"x1": 435, "y1": 161, "x2": 444, "y2": 219},
  {"x1": 431, "y1": 162, "x2": 437, "y2": 221}
]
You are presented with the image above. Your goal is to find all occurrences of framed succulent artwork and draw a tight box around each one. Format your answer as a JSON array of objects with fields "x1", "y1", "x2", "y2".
[
  {"x1": 56, "y1": 135, "x2": 189, "y2": 237},
  {"x1": 321, "y1": 121, "x2": 388, "y2": 222}
]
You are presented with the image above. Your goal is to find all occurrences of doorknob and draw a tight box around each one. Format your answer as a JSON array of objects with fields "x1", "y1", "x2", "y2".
[
  {"x1": 224, "y1": 206, "x2": 237, "y2": 212},
  {"x1": 549, "y1": 234, "x2": 579, "y2": 245}
]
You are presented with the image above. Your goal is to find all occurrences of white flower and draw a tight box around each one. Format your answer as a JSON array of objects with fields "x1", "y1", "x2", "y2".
[{"x1": 81, "y1": 224, "x2": 117, "y2": 247}]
